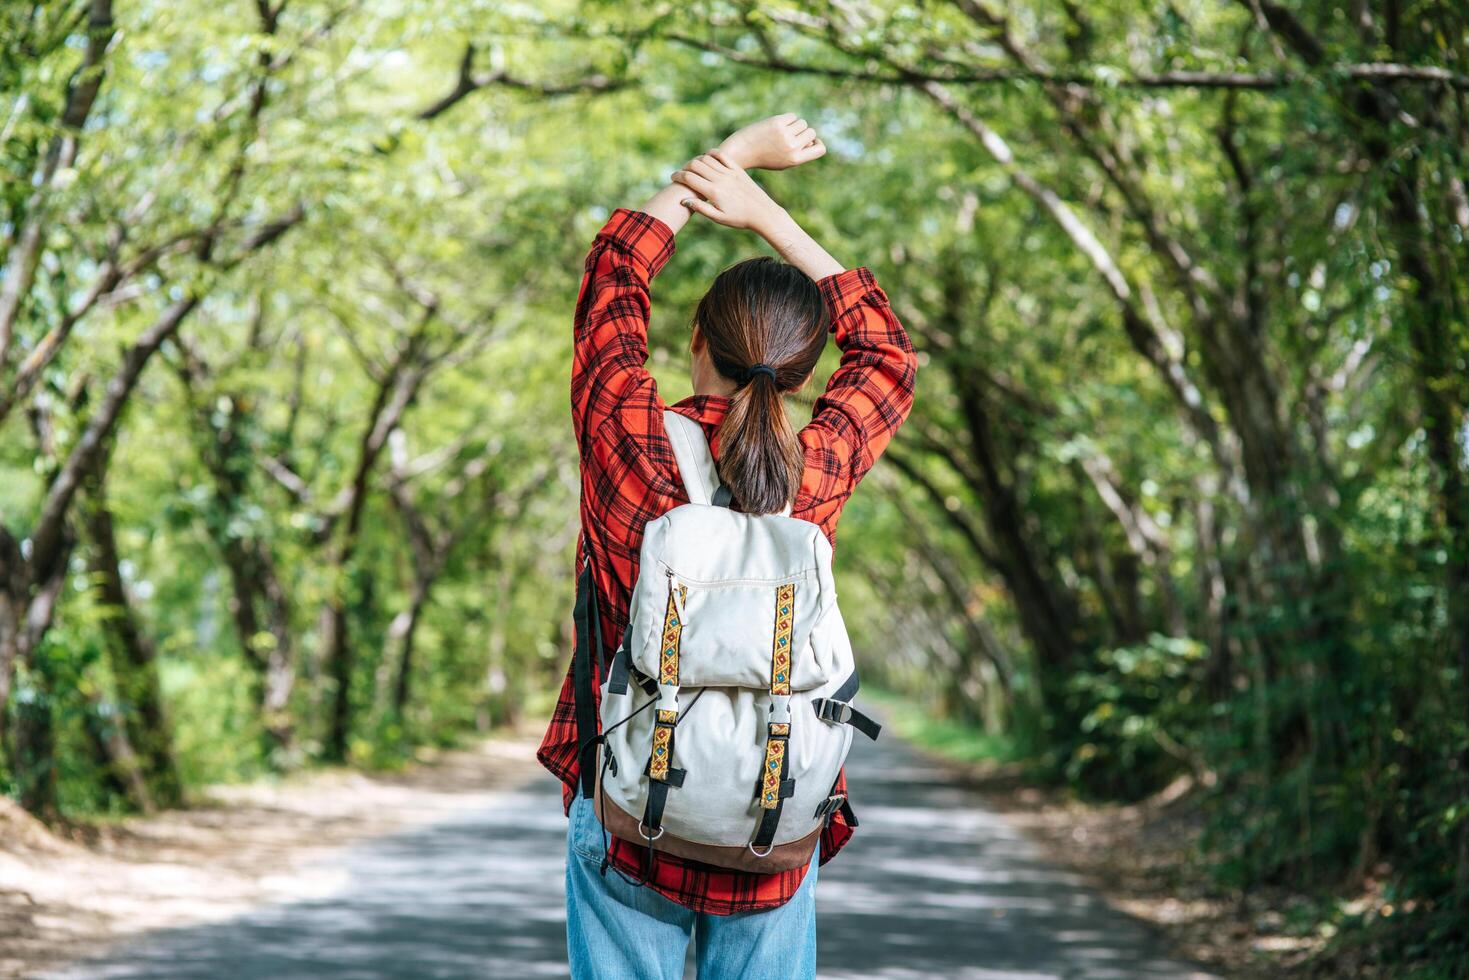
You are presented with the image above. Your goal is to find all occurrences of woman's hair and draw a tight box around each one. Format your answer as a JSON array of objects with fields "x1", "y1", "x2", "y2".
[{"x1": 694, "y1": 257, "x2": 829, "y2": 514}]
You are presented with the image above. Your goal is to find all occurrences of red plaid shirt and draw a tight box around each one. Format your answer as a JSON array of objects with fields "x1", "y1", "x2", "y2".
[{"x1": 538, "y1": 207, "x2": 916, "y2": 915}]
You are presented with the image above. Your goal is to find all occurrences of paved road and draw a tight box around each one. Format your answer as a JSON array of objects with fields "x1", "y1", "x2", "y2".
[{"x1": 42, "y1": 734, "x2": 1218, "y2": 979}]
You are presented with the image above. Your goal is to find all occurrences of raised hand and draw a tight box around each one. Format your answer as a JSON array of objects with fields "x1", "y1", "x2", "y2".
[
  {"x1": 671, "y1": 151, "x2": 784, "y2": 232},
  {"x1": 717, "y1": 114, "x2": 825, "y2": 171},
  {"x1": 667, "y1": 151, "x2": 844, "y2": 279}
]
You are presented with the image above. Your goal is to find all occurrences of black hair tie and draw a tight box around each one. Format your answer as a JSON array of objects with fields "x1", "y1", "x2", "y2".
[{"x1": 740, "y1": 363, "x2": 777, "y2": 385}]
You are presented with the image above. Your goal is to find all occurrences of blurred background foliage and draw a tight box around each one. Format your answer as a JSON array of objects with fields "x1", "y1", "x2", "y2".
[{"x1": 2, "y1": 0, "x2": 1466, "y2": 971}]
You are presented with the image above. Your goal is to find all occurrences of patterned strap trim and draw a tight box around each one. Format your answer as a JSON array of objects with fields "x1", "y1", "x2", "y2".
[
  {"x1": 770, "y1": 583, "x2": 795, "y2": 697},
  {"x1": 649, "y1": 581, "x2": 689, "y2": 784},
  {"x1": 759, "y1": 583, "x2": 797, "y2": 810},
  {"x1": 649, "y1": 721, "x2": 674, "y2": 782},
  {"x1": 659, "y1": 583, "x2": 688, "y2": 686},
  {"x1": 758, "y1": 735, "x2": 787, "y2": 809}
]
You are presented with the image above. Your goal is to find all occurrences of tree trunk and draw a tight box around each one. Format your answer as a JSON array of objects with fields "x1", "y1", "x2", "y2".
[
  {"x1": 956, "y1": 378, "x2": 1085, "y2": 672},
  {"x1": 391, "y1": 583, "x2": 431, "y2": 716},
  {"x1": 894, "y1": 494, "x2": 1015, "y2": 700},
  {"x1": 174, "y1": 361, "x2": 301, "y2": 760},
  {"x1": 81, "y1": 686, "x2": 155, "y2": 813},
  {"x1": 257, "y1": 572, "x2": 297, "y2": 759},
  {"x1": 0, "y1": 542, "x2": 23, "y2": 745},
  {"x1": 3, "y1": 537, "x2": 70, "y2": 818},
  {"x1": 216, "y1": 510, "x2": 297, "y2": 756},
  {"x1": 10, "y1": 670, "x2": 58, "y2": 821},
  {"x1": 79, "y1": 480, "x2": 182, "y2": 808},
  {"x1": 322, "y1": 596, "x2": 353, "y2": 763},
  {"x1": 1383, "y1": 154, "x2": 1469, "y2": 885},
  {"x1": 319, "y1": 354, "x2": 423, "y2": 762}
]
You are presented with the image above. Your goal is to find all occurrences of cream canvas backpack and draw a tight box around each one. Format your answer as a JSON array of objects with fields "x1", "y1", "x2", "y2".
[{"x1": 584, "y1": 411, "x2": 880, "y2": 874}]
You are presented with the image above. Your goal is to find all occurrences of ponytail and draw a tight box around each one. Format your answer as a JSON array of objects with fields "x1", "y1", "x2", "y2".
[
  {"x1": 693, "y1": 257, "x2": 828, "y2": 514},
  {"x1": 716, "y1": 371, "x2": 804, "y2": 514}
]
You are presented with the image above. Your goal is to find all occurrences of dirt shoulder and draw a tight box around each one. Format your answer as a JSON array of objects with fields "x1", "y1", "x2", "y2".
[{"x1": 0, "y1": 735, "x2": 543, "y2": 979}]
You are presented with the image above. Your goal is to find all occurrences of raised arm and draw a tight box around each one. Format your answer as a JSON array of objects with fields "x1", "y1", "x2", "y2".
[
  {"x1": 670, "y1": 150, "x2": 842, "y2": 280},
  {"x1": 669, "y1": 153, "x2": 917, "y2": 530},
  {"x1": 638, "y1": 114, "x2": 826, "y2": 234},
  {"x1": 798, "y1": 266, "x2": 916, "y2": 530},
  {"x1": 572, "y1": 117, "x2": 828, "y2": 451},
  {"x1": 569, "y1": 207, "x2": 675, "y2": 452}
]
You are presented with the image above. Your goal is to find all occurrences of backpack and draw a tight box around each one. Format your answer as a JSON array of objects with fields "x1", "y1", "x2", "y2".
[{"x1": 580, "y1": 411, "x2": 881, "y2": 875}]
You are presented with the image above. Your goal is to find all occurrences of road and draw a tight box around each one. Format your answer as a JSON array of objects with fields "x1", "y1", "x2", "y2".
[{"x1": 40, "y1": 733, "x2": 1219, "y2": 979}]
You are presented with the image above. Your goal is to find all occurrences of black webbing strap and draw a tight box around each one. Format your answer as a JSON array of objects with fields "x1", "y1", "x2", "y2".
[
  {"x1": 814, "y1": 793, "x2": 846, "y2": 820},
  {"x1": 829, "y1": 668, "x2": 860, "y2": 704},
  {"x1": 606, "y1": 641, "x2": 630, "y2": 695},
  {"x1": 752, "y1": 770, "x2": 796, "y2": 848},
  {"x1": 813, "y1": 698, "x2": 883, "y2": 740},
  {"x1": 642, "y1": 758, "x2": 686, "y2": 787},
  {"x1": 641, "y1": 693, "x2": 684, "y2": 847},
  {"x1": 590, "y1": 566, "x2": 606, "y2": 677},
  {"x1": 642, "y1": 777, "x2": 677, "y2": 837},
  {"x1": 816, "y1": 667, "x2": 878, "y2": 738},
  {"x1": 635, "y1": 776, "x2": 681, "y2": 884},
  {"x1": 572, "y1": 559, "x2": 604, "y2": 797},
  {"x1": 711, "y1": 484, "x2": 733, "y2": 508}
]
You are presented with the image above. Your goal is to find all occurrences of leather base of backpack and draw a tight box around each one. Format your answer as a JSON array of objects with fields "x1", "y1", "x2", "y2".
[{"x1": 593, "y1": 765, "x2": 822, "y2": 873}]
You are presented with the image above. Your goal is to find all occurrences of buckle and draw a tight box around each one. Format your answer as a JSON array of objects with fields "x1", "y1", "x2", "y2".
[
  {"x1": 656, "y1": 683, "x2": 680, "y2": 721},
  {"x1": 814, "y1": 793, "x2": 846, "y2": 819},
  {"x1": 817, "y1": 699, "x2": 852, "y2": 724},
  {"x1": 768, "y1": 693, "x2": 792, "y2": 727}
]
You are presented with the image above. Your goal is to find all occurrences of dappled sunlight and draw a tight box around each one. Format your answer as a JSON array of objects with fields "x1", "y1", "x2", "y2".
[
  {"x1": 813, "y1": 737, "x2": 1219, "y2": 980},
  {"x1": 40, "y1": 783, "x2": 575, "y2": 979},
  {"x1": 43, "y1": 736, "x2": 1216, "y2": 979}
]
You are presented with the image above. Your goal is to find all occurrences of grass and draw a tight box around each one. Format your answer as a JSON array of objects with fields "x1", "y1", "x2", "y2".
[{"x1": 862, "y1": 687, "x2": 1025, "y2": 767}]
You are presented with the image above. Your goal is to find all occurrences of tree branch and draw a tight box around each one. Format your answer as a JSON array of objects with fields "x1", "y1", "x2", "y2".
[
  {"x1": 884, "y1": 447, "x2": 1001, "y2": 569},
  {"x1": 659, "y1": 31, "x2": 1468, "y2": 92},
  {"x1": 29, "y1": 296, "x2": 197, "y2": 577},
  {"x1": 27, "y1": 206, "x2": 302, "y2": 576},
  {"x1": 915, "y1": 80, "x2": 1231, "y2": 471},
  {"x1": 415, "y1": 43, "x2": 626, "y2": 120},
  {"x1": 0, "y1": 0, "x2": 116, "y2": 367}
]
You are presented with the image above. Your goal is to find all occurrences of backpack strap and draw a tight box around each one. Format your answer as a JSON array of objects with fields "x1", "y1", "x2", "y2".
[
  {"x1": 639, "y1": 578, "x2": 690, "y2": 842},
  {"x1": 663, "y1": 411, "x2": 726, "y2": 507},
  {"x1": 572, "y1": 552, "x2": 606, "y2": 797},
  {"x1": 813, "y1": 668, "x2": 882, "y2": 741},
  {"x1": 751, "y1": 582, "x2": 798, "y2": 855},
  {"x1": 663, "y1": 410, "x2": 796, "y2": 515}
]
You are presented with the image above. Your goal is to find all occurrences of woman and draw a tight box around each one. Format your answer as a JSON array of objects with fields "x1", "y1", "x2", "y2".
[{"x1": 537, "y1": 115, "x2": 917, "y2": 978}]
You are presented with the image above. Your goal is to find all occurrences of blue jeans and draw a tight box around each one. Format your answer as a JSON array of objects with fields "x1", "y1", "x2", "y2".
[{"x1": 564, "y1": 791, "x2": 818, "y2": 979}]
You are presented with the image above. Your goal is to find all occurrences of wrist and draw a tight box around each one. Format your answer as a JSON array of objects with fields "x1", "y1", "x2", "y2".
[
  {"x1": 716, "y1": 137, "x2": 751, "y2": 170},
  {"x1": 753, "y1": 203, "x2": 795, "y2": 241}
]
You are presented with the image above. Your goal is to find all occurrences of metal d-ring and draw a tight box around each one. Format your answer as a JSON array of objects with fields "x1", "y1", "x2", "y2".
[
  {"x1": 638, "y1": 822, "x2": 665, "y2": 842},
  {"x1": 747, "y1": 841, "x2": 775, "y2": 859}
]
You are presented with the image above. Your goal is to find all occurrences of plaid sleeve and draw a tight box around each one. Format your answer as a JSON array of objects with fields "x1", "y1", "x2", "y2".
[
  {"x1": 794, "y1": 267, "x2": 918, "y2": 536},
  {"x1": 570, "y1": 208, "x2": 677, "y2": 448}
]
